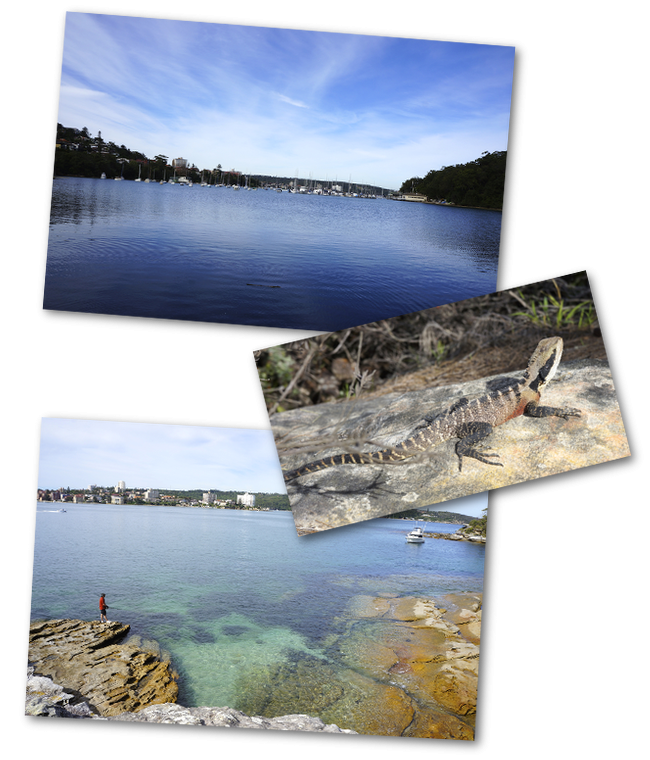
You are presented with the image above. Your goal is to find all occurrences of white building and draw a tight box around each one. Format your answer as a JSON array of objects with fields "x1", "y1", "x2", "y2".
[
  {"x1": 144, "y1": 489, "x2": 159, "y2": 501},
  {"x1": 111, "y1": 495, "x2": 125, "y2": 505},
  {"x1": 203, "y1": 491, "x2": 215, "y2": 504},
  {"x1": 237, "y1": 492, "x2": 255, "y2": 507},
  {"x1": 115, "y1": 481, "x2": 125, "y2": 493}
]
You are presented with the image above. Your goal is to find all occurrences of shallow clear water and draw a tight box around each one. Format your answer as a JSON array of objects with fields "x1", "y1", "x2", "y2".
[
  {"x1": 43, "y1": 178, "x2": 501, "y2": 330},
  {"x1": 30, "y1": 504, "x2": 484, "y2": 712}
]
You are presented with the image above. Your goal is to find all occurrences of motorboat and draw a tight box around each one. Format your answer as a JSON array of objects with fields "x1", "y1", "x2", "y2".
[{"x1": 406, "y1": 526, "x2": 425, "y2": 543}]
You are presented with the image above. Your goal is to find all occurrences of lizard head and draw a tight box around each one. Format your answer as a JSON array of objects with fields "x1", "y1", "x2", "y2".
[{"x1": 524, "y1": 337, "x2": 564, "y2": 393}]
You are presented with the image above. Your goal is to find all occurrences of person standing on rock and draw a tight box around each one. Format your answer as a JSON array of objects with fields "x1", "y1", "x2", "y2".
[{"x1": 99, "y1": 593, "x2": 109, "y2": 623}]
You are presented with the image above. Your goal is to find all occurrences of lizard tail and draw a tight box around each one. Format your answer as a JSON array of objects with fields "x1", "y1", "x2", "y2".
[{"x1": 283, "y1": 447, "x2": 410, "y2": 482}]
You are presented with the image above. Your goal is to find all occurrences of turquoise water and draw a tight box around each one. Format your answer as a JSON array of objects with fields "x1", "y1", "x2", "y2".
[
  {"x1": 43, "y1": 178, "x2": 501, "y2": 330},
  {"x1": 30, "y1": 504, "x2": 485, "y2": 712}
]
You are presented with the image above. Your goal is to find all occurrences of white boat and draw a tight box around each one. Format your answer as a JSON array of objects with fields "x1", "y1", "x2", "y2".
[
  {"x1": 100, "y1": 172, "x2": 106, "y2": 179},
  {"x1": 406, "y1": 526, "x2": 425, "y2": 543}
]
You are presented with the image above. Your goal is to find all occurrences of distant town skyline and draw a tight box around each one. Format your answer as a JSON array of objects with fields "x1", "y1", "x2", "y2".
[{"x1": 57, "y1": 12, "x2": 514, "y2": 191}]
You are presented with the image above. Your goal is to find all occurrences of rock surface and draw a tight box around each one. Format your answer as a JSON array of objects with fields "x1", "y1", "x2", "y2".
[
  {"x1": 108, "y1": 703, "x2": 356, "y2": 732},
  {"x1": 329, "y1": 593, "x2": 481, "y2": 738},
  {"x1": 273, "y1": 358, "x2": 630, "y2": 532},
  {"x1": 26, "y1": 666, "x2": 95, "y2": 718},
  {"x1": 28, "y1": 619, "x2": 178, "y2": 716}
]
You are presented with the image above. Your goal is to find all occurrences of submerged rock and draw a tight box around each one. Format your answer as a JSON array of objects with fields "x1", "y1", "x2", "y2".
[{"x1": 332, "y1": 594, "x2": 481, "y2": 738}]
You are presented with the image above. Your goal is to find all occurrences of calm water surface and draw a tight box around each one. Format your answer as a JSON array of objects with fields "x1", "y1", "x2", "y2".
[
  {"x1": 31, "y1": 504, "x2": 484, "y2": 715},
  {"x1": 43, "y1": 178, "x2": 501, "y2": 330}
]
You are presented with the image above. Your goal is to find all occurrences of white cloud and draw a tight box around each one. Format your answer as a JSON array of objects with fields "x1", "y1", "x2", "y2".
[{"x1": 56, "y1": 14, "x2": 513, "y2": 189}]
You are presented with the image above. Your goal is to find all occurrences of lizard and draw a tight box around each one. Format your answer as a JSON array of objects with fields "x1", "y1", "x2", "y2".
[{"x1": 282, "y1": 336, "x2": 581, "y2": 482}]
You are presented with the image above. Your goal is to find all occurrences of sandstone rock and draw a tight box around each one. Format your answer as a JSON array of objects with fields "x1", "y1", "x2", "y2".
[
  {"x1": 273, "y1": 358, "x2": 629, "y2": 532},
  {"x1": 28, "y1": 619, "x2": 178, "y2": 716},
  {"x1": 331, "y1": 594, "x2": 481, "y2": 738}
]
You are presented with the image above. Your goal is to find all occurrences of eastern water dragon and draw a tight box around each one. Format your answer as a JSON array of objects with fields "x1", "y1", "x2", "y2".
[{"x1": 282, "y1": 336, "x2": 581, "y2": 482}]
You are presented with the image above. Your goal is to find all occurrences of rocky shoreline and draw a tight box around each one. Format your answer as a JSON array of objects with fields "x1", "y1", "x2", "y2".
[
  {"x1": 25, "y1": 667, "x2": 355, "y2": 732},
  {"x1": 26, "y1": 594, "x2": 481, "y2": 739},
  {"x1": 26, "y1": 618, "x2": 355, "y2": 733},
  {"x1": 427, "y1": 530, "x2": 486, "y2": 543}
]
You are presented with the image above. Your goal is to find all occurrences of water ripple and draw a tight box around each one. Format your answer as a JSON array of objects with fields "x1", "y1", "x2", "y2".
[{"x1": 44, "y1": 178, "x2": 501, "y2": 329}]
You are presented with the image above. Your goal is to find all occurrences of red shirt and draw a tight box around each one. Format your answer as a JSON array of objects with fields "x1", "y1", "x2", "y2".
[{"x1": 99, "y1": 597, "x2": 107, "y2": 611}]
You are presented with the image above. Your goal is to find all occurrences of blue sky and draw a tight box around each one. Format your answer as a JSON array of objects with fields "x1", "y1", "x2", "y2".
[
  {"x1": 57, "y1": 12, "x2": 514, "y2": 190},
  {"x1": 38, "y1": 418, "x2": 286, "y2": 493}
]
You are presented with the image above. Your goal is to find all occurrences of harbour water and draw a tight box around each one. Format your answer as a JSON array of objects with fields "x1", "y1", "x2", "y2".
[
  {"x1": 30, "y1": 504, "x2": 485, "y2": 731},
  {"x1": 43, "y1": 178, "x2": 501, "y2": 330}
]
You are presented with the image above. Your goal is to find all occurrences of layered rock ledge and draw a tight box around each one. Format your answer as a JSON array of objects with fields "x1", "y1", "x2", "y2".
[{"x1": 28, "y1": 619, "x2": 178, "y2": 717}]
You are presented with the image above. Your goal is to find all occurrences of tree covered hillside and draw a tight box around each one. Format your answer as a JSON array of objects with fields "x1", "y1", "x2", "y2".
[{"x1": 400, "y1": 151, "x2": 507, "y2": 209}]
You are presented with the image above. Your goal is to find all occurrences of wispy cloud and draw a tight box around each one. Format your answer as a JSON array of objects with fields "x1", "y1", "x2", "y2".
[
  {"x1": 56, "y1": 13, "x2": 514, "y2": 189},
  {"x1": 276, "y1": 93, "x2": 309, "y2": 109}
]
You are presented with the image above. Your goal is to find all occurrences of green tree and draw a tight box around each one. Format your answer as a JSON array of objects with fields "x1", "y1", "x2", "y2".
[{"x1": 400, "y1": 151, "x2": 507, "y2": 209}]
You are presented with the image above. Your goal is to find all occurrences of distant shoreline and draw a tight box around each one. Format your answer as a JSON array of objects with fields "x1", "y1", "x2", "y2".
[
  {"x1": 37, "y1": 501, "x2": 291, "y2": 513},
  {"x1": 392, "y1": 197, "x2": 502, "y2": 212}
]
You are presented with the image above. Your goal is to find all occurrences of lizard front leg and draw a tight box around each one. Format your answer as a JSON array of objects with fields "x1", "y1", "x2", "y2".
[
  {"x1": 524, "y1": 402, "x2": 581, "y2": 419},
  {"x1": 454, "y1": 422, "x2": 503, "y2": 472}
]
